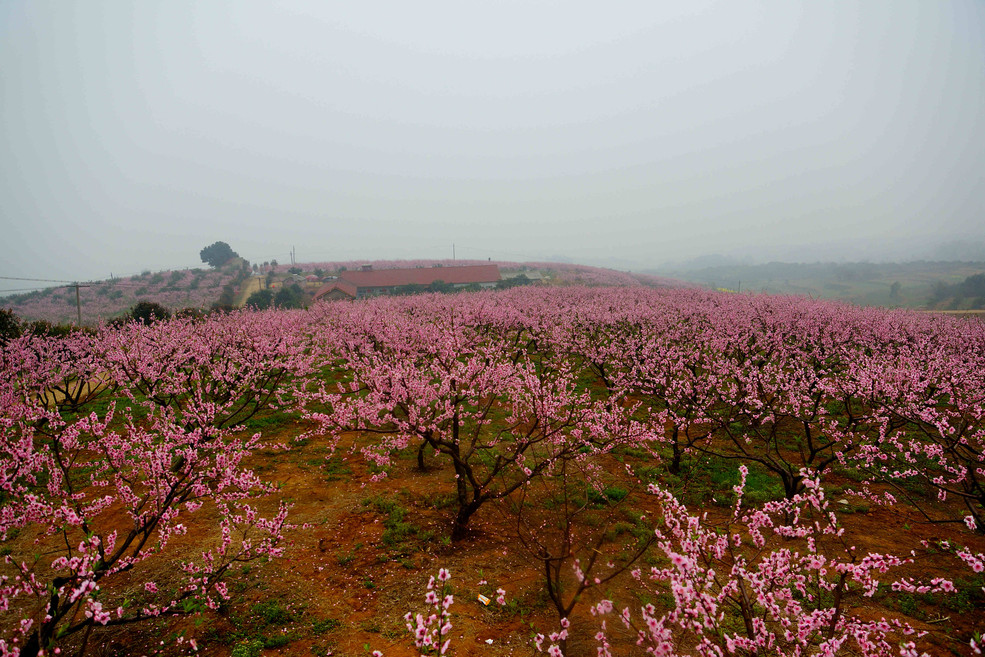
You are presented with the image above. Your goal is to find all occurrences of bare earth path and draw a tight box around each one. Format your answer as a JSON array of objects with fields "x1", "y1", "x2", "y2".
[{"x1": 234, "y1": 276, "x2": 262, "y2": 307}]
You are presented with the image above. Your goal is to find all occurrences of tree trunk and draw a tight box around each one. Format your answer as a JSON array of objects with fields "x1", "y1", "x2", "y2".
[
  {"x1": 22, "y1": 631, "x2": 41, "y2": 657},
  {"x1": 451, "y1": 500, "x2": 481, "y2": 542},
  {"x1": 670, "y1": 427, "x2": 682, "y2": 475}
]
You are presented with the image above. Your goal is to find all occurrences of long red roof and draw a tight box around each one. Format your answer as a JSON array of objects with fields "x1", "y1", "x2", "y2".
[{"x1": 339, "y1": 264, "x2": 501, "y2": 288}]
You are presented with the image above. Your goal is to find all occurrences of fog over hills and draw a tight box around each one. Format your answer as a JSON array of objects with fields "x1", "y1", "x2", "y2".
[{"x1": 1, "y1": 1, "x2": 983, "y2": 287}]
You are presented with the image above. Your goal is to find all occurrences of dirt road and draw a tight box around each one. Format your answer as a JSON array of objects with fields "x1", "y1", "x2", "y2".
[{"x1": 234, "y1": 276, "x2": 262, "y2": 308}]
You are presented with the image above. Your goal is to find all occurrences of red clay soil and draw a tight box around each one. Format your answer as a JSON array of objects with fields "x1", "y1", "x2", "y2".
[{"x1": 4, "y1": 423, "x2": 984, "y2": 657}]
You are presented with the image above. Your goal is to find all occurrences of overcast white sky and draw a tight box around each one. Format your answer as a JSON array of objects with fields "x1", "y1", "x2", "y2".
[{"x1": 2, "y1": 1, "x2": 984, "y2": 286}]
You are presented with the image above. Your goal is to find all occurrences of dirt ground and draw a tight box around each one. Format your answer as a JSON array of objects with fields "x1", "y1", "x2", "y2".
[
  {"x1": 6, "y1": 418, "x2": 985, "y2": 657},
  {"x1": 234, "y1": 278, "x2": 263, "y2": 308}
]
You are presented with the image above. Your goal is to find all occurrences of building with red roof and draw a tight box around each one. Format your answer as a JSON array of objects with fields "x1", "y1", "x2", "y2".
[{"x1": 313, "y1": 264, "x2": 501, "y2": 301}]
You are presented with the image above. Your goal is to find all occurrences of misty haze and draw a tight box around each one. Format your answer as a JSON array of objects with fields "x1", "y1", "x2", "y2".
[
  {"x1": 2, "y1": 3, "x2": 985, "y2": 656},
  {"x1": 2, "y1": 1, "x2": 983, "y2": 289}
]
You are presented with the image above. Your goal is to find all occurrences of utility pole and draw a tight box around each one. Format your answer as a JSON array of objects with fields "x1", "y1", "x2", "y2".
[
  {"x1": 453, "y1": 243, "x2": 455, "y2": 261},
  {"x1": 71, "y1": 283, "x2": 89, "y2": 325}
]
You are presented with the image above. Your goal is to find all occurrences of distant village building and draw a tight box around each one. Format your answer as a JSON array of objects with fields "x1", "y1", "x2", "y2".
[
  {"x1": 315, "y1": 280, "x2": 359, "y2": 301},
  {"x1": 313, "y1": 264, "x2": 501, "y2": 301}
]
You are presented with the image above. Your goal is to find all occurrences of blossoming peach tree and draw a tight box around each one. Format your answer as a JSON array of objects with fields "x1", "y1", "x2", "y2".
[
  {"x1": 299, "y1": 298, "x2": 644, "y2": 541},
  {"x1": 570, "y1": 467, "x2": 958, "y2": 657},
  {"x1": 0, "y1": 314, "x2": 312, "y2": 656}
]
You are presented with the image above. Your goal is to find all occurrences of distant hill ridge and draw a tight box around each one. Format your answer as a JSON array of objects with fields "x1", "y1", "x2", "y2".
[
  {"x1": 653, "y1": 259, "x2": 985, "y2": 309},
  {"x1": 1, "y1": 259, "x2": 683, "y2": 325}
]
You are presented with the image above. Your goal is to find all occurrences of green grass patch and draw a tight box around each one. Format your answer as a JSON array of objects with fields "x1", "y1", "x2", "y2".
[
  {"x1": 252, "y1": 599, "x2": 296, "y2": 625},
  {"x1": 363, "y1": 494, "x2": 421, "y2": 554},
  {"x1": 311, "y1": 618, "x2": 341, "y2": 635},
  {"x1": 322, "y1": 459, "x2": 352, "y2": 482},
  {"x1": 242, "y1": 411, "x2": 303, "y2": 432},
  {"x1": 717, "y1": 465, "x2": 782, "y2": 506},
  {"x1": 231, "y1": 639, "x2": 263, "y2": 657}
]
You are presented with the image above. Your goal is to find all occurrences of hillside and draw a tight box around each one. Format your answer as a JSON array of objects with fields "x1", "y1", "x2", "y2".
[
  {"x1": 9, "y1": 255, "x2": 984, "y2": 326},
  {"x1": 1, "y1": 259, "x2": 684, "y2": 325},
  {"x1": 0, "y1": 263, "x2": 245, "y2": 325}
]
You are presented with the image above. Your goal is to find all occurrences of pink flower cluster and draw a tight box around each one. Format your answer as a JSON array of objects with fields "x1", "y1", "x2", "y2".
[
  {"x1": 0, "y1": 309, "x2": 314, "y2": 653},
  {"x1": 404, "y1": 570, "x2": 454, "y2": 656},
  {"x1": 579, "y1": 471, "x2": 947, "y2": 657}
]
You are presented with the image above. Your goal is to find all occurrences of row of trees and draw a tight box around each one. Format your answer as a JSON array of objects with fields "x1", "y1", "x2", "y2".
[
  {"x1": 0, "y1": 300, "x2": 226, "y2": 344},
  {"x1": 0, "y1": 308, "x2": 106, "y2": 343},
  {"x1": 245, "y1": 283, "x2": 305, "y2": 310},
  {"x1": 2, "y1": 286, "x2": 984, "y2": 654},
  {"x1": 295, "y1": 288, "x2": 985, "y2": 655},
  {"x1": 1, "y1": 311, "x2": 316, "y2": 655}
]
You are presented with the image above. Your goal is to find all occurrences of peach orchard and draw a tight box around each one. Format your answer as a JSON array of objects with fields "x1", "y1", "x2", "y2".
[{"x1": 1, "y1": 286, "x2": 983, "y2": 656}]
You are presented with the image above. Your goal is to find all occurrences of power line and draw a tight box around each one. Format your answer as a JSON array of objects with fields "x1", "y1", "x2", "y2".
[
  {"x1": 0, "y1": 287, "x2": 55, "y2": 293},
  {"x1": 1, "y1": 278, "x2": 234, "y2": 299},
  {"x1": 0, "y1": 275, "x2": 81, "y2": 284}
]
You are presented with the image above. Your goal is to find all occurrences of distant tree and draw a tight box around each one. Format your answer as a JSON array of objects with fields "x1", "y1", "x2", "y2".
[
  {"x1": 960, "y1": 273, "x2": 985, "y2": 298},
  {"x1": 129, "y1": 300, "x2": 171, "y2": 325},
  {"x1": 497, "y1": 274, "x2": 531, "y2": 290},
  {"x1": 428, "y1": 280, "x2": 452, "y2": 294},
  {"x1": 274, "y1": 283, "x2": 304, "y2": 309},
  {"x1": 955, "y1": 272, "x2": 985, "y2": 309},
  {"x1": 288, "y1": 267, "x2": 303, "y2": 275},
  {"x1": 232, "y1": 267, "x2": 249, "y2": 285},
  {"x1": 218, "y1": 284, "x2": 237, "y2": 307},
  {"x1": 246, "y1": 289, "x2": 274, "y2": 310},
  {"x1": 24, "y1": 319, "x2": 56, "y2": 336},
  {"x1": 314, "y1": 268, "x2": 324, "y2": 278},
  {"x1": 199, "y1": 241, "x2": 239, "y2": 268},
  {"x1": 393, "y1": 283, "x2": 426, "y2": 296},
  {"x1": 175, "y1": 307, "x2": 206, "y2": 321},
  {"x1": 270, "y1": 259, "x2": 278, "y2": 267},
  {"x1": 209, "y1": 302, "x2": 235, "y2": 314},
  {"x1": 23, "y1": 320, "x2": 90, "y2": 337},
  {"x1": 890, "y1": 281, "x2": 901, "y2": 300},
  {"x1": 252, "y1": 264, "x2": 259, "y2": 272},
  {"x1": 929, "y1": 281, "x2": 951, "y2": 305},
  {"x1": 0, "y1": 308, "x2": 21, "y2": 343}
]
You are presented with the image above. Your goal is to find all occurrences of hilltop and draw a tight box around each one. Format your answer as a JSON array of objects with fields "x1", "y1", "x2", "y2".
[
  {"x1": 0, "y1": 258, "x2": 683, "y2": 325},
  {"x1": 7, "y1": 253, "x2": 985, "y2": 327}
]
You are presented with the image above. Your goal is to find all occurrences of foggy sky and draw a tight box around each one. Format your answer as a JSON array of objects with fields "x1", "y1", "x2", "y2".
[{"x1": 2, "y1": 1, "x2": 984, "y2": 287}]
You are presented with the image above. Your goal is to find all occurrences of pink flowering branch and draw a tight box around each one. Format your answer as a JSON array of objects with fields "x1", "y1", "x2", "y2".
[
  {"x1": 404, "y1": 569, "x2": 454, "y2": 656},
  {"x1": 508, "y1": 457, "x2": 655, "y2": 656},
  {"x1": 579, "y1": 467, "x2": 953, "y2": 657},
  {"x1": 298, "y1": 299, "x2": 646, "y2": 541},
  {"x1": 0, "y1": 319, "x2": 302, "y2": 656}
]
